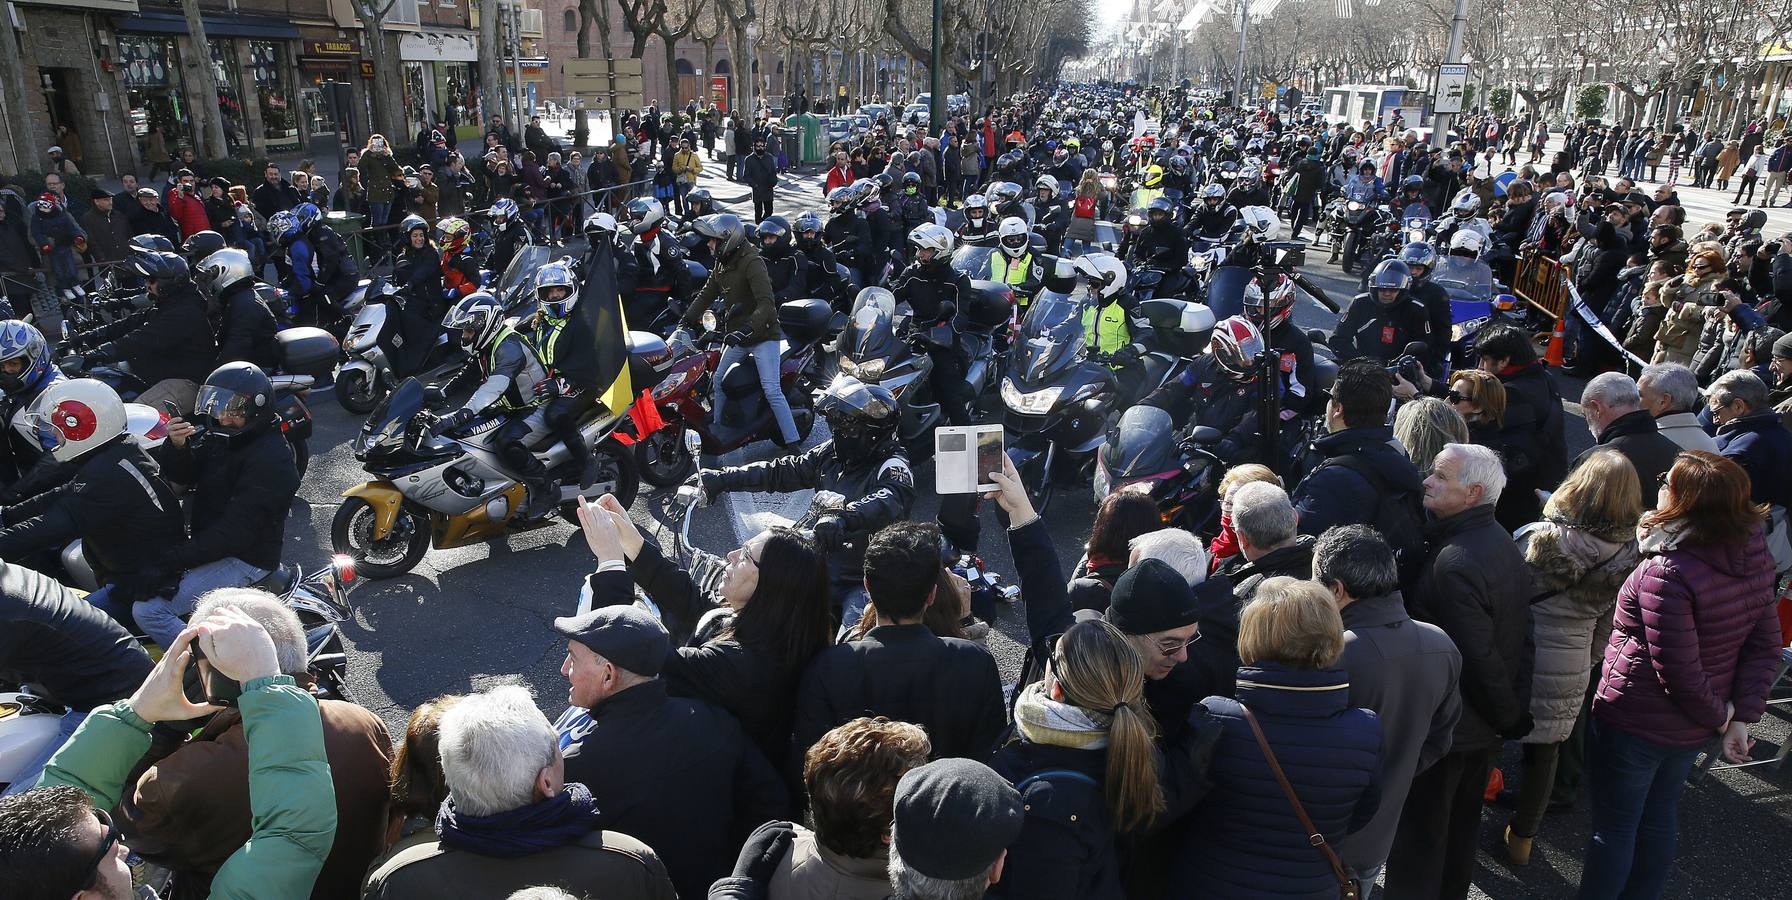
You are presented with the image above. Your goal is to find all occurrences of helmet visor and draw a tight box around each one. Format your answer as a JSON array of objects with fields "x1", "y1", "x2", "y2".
[{"x1": 196, "y1": 383, "x2": 264, "y2": 432}]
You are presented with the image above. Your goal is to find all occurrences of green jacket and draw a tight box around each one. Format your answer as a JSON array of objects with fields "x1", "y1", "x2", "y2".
[
  {"x1": 682, "y1": 242, "x2": 779, "y2": 344},
  {"x1": 41, "y1": 676, "x2": 338, "y2": 900}
]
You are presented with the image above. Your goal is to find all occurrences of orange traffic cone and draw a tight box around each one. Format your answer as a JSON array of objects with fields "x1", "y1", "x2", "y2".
[{"x1": 1543, "y1": 316, "x2": 1566, "y2": 367}]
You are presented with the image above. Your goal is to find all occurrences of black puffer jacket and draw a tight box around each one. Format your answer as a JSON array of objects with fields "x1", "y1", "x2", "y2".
[
  {"x1": 0, "y1": 562, "x2": 153, "y2": 712},
  {"x1": 160, "y1": 425, "x2": 300, "y2": 572},
  {"x1": 1495, "y1": 361, "x2": 1567, "y2": 529},
  {"x1": 88, "y1": 281, "x2": 218, "y2": 386},
  {"x1": 1222, "y1": 536, "x2": 1317, "y2": 603},
  {"x1": 212, "y1": 281, "x2": 280, "y2": 371}
]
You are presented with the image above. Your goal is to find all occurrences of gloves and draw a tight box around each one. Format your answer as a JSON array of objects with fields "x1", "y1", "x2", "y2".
[
  {"x1": 429, "y1": 408, "x2": 474, "y2": 436},
  {"x1": 39, "y1": 244, "x2": 52, "y2": 256},
  {"x1": 422, "y1": 385, "x2": 447, "y2": 404},
  {"x1": 82, "y1": 345, "x2": 111, "y2": 365},
  {"x1": 532, "y1": 378, "x2": 561, "y2": 402},
  {"x1": 729, "y1": 820, "x2": 796, "y2": 881},
  {"x1": 721, "y1": 329, "x2": 752, "y2": 347},
  {"x1": 1110, "y1": 343, "x2": 1143, "y2": 368},
  {"x1": 1500, "y1": 711, "x2": 1537, "y2": 741},
  {"x1": 73, "y1": 236, "x2": 87, "y2": 254},
  {"x1": 812, "y1": 514, "x2": 848, "y2": 552}
]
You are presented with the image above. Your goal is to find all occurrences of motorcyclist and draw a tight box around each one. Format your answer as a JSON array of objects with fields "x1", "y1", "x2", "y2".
[
  {"x1": 958, "y1": 193, "x2": 999, "y2": 246},
  {"x1": 1227, "y1": 165, "x2": 1273, "y2": 209},
  {"x1": 485, "y1": 197, "x2": 530, "y2": 277},
  {"x1": 180, "y1": 230, "x2": 226, "y2": 268},
  {"x1": 391, "y1": 214, "x2": 444, "y2": 305},
  {"x1": 1163, "y1": 155, "x2": 1195, "y2": 195},
  {"x1": 1140, "y1": 315, "x2": 1278, "y2": 464},
  {"x1": 434, "y1": 216, "x2": 483, "y2": 310},
  {"x1": 432, "y1": 291, "x2": 558, "y2": 519},
  {"x1": 891, "y1": 171, "x2": 932, "y2": 242},
  {"x1": 619, "y1": 197, "x2": 693, "y2": 333},
  {"x1": 0, "y1": 378, "x2": 184, "y2": 632},
  {"x1": 1032, "y1": 174, "x2": 1069, "y2": 256},
  {"x1": 1431, "y1": 188, "x2": 1484, "y2": 248},
  {"x1": 683, "y1": 188, "x2": 716, "y2": 221},
  {"x1": 525, "y1": 260, "x2": 604, "y2": 490},
  {"x1": 989, "y1": 217, "x2": 1044, "y2": 309},
  {"x1": 1246, "y1": 274, "x2": 1318, "y2": 419},
  {"x1": 793, "y1": 211, "x2": 845, "y2": 305},
  {"x1": 672, "y1": 213, "x2": 802, "y2": 447},
  {"x1": 0, "y1": 321, "x2": 70, "y2": 503},
  {"x1": 824, "y1": 186, "x2": 875, "y2": 287},
  {"x1": 694, "y1": 373, "x2": 914, "y2": 625},
  {"x1": 890, "y1": 223, "x2": 975, "y2": 427},
  {"x1": 1191, "y1": 183, "x2": 1240, "y2": 244},
  {"x1": 995, "y1": 149, "x2": 1032, "y2": 188},
  {"x1": 145, "y1": 362, "x2": 302, "y2": 648},
  {"x1": 194, "y1": 248, "x2": 280, "y2": 372},
  {"x1": 755, "y1": 215, "x2": 810, "y2": 301},
  {"x1": 1131, "y1": 165, "x2": 1165, "y2": 209},
  {"x1": 281, "y1": 202, "x2": 358, "y2": 325},
  {"x1": 1399, "y1": 241, "x2": 1453, "y2": 372},
  {"x1": 70, "y1": 246, "x2": 216, "y2": 414},
  {"x1": 1128, "y1": 196, "x2": 1189, "y2": 275},
  {"x1": 1396, "y1": 175, "x2": 1432, "y2": 219},
  {"x1": 1220, "y1": 206, "x2": 1281, "y2": 270},
  {"x1": 987, "y1": 181, "x2": 1028, "y2": 225},
  {"x1": 856, "y1": 177, "x2": 902, "y2": 281},
  {"x1": 1342, "y1": 160, "x2": 1386, "y2": 203},
  {"x1": 1332, "y1": 258, "x2": 1434, "y2": 364},
  {"x1": 1075, "y1": 253, "x2": 1136, "y2": 362}
]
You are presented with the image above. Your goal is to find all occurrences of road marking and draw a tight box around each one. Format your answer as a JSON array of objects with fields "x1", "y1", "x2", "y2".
[{"x1": 719, "y1": 421, "x2": 831, "y2": 545}]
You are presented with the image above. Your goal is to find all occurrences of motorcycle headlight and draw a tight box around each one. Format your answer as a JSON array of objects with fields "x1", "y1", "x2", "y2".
[
  {"x1": 1093, "y1": 463, "x2": 1112, "y2": 501},
  {"x1": 1191, "y1": 253, "x2": 1213, "y2": 272},
  {"x1": 1000, "y1": 377, "x2": 1064, "y2": 414},
  {"x1": 841, "y1": 357, "x2": 885, "y2": 381}
]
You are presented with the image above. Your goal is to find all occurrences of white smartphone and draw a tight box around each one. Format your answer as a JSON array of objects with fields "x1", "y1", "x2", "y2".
[{"x1": 934, "y1": 425, "x2": 1005, "y2": 494}]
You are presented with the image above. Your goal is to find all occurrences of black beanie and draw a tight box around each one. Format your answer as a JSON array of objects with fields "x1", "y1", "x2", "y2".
[{"x1": 1106, "y1": 558, "x2": 1199, "y2": 635}]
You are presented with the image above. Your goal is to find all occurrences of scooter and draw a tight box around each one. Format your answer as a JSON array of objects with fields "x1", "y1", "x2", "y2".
[
  {"x1": 336, "y1": 279, "x2": 468, "y2": 415},
  {"x1": 1092, "y1": 405, "x2": 1228, "y2": 531},
  {"x1": 631, "y1": 299, "x2": 832, "y2": 487}
]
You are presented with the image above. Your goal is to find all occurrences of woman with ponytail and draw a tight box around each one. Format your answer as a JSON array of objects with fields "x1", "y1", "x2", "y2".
[{"x1": 988, "y1": 618, "x2": 1164, "y2": 900}]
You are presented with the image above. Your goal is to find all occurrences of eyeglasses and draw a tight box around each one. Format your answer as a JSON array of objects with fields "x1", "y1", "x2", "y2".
[
  {"x1": 1656, "y1": 472, "x2": 1671, "y2": 488},
  {"x1": 79, "y1": 808, "x2": 121, "y2": 892},
  {"x1": 1154, "y1": 632, "x2": 1201, "y2": 657}
]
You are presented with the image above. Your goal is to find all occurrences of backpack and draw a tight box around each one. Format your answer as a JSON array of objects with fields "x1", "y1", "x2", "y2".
[{"x1": 1318, "y1": 452, "x2": 1426, "y2": 589}]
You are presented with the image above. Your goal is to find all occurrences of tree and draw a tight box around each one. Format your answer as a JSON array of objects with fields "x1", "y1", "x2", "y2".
[
  {"x1": 479, "y1": 0, "x2": 502, "y2": 132},
  {"x1": 1577, "y1": 83, "x2": 1609, "y2": 121},
  {"x1": 618, "y1": 0, "x2": 669, "y2": 66},
  {"x1": 178, "y1": 0, "x2": 230, "y2": 157},
  {"x1": 657, "y1": 0, "x2": 709, "y2": 107},
  {"x1": 355, "y1": 0, "x2": 410, "y2": 141}
]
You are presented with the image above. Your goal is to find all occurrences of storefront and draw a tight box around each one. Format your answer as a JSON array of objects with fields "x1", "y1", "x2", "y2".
[
  {"x1": 297, "y1": 38, "x2": 370, "y2": 149},
  {"x1": 502, "y1": 58, "x2": 551, "y2": 119},
  {"x1": 115, "y1": 10, "x2": 302, "y2": 157},
  {"x1": 398, "y1": 31, "x2": 482, "y2": 143},
  {"x1": 115, "y1": 32, "x2": 189, "y2": 154}
]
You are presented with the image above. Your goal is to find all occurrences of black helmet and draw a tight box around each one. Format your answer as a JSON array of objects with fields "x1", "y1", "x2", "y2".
[
  {"x1": 1401, "y1": 174, "x2": 1424, "y2": 193},
  {"x1": 195, "y1": 361, "x2": 275, "y2": 436},
  {"x1": 1147, "y1": 196, "x2": 1174, "y2": 220},
  {"x1": 128, "y1": 246, "x2": 190, "y2": 282},
  {"x1": 902, "y1": 171, "x2": 921, "y2": 187},
  {"x1": 996, "y1": 150, "x2": 1024, "y2": 172},
  {"x1": 693, "y1": 213, "x2": 749, "y2": 262},
  {"x1": 1369, "y1": 259, "x2": 1412, "y2": 297},
  {"x1": 685, "y1": 188, "x2": 713, "y2": 217},
  {"x1": 794, "y1": 211, "x2": 824, "y2": 249},
  {"x1": 756, "y1": 215, "x2": 793, "y2": 257},
  {"x1": 817, "y1": 374, "x2": 899, "y2": 462},
  {"x1": 1398, "y1": 241, "x2": 1437, "y2": 278},
  {"x1": 129, "y1": 233, "x2": 178, "y2": 254},
  {"x1": 181, "y1": 230, "x2": 226, "y2": 262}
]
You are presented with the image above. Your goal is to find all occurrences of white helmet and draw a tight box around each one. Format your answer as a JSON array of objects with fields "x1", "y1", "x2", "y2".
[
  {"x1": 1035, "y1": 174, "x2": 1057, "y2": 194},
  {"x1": 1073, "y1": 253, "x2": 1128, "y2": 300},
  {"x1": 1450, "y1": 228, "x2": 1485, "y2": 256},
  {"x1": 908, "y1": 222, "x2": 955, "y2": 260},
  {"x1": 997, "y1": 216, "x2": 1030, "y2": 259},
  {"x1": 1450, "y1": 189, "x2": 1481, "y2": 218},
  {"x1": 1239, "y1": 206, "x2": 1281, "y2": 241},
  {"x1": 25, "y1": 378, "x2": 127, "y2": 463},
  {"x1": 583, "y1": 212, "x2": 618, "y2": 239}
]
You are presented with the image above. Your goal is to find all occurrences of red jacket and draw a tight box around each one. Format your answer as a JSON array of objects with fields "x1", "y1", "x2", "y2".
[
  {"x1": 1594, "y1": 527, "x2": 1783, "y2": 747},
  {"x1": 825, "y1": 165, "x2": 855, "y2": 193},
  {"x1": 166, "y1": 190, "x2": 211, "y2": 239}
]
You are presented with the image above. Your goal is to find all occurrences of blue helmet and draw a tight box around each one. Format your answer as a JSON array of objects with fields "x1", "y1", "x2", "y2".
[
  {"x1": 269, "y1": 211, "x2": 301, "y2": 245},
  {"x1": 291, "y1": 202, "x2": 321, "y2": 230},
  {"x1": 0, "y1": 320, "x2": 53, "y2": 396},
  {"x1": 491, "y1": 198, "x2": 520, "y2": 224}
]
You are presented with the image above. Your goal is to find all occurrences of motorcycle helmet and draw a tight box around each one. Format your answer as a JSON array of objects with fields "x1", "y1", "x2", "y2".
[
  {"x1": 490, "y1": 197, "x2": 521, "y2": 226},
  {"x1": 1168, "y1": 156, "x2": 1190, "y2": 177},
  {"x1": 197, "y1": 248, "x2": 255, "y2": 297},
  {"x1": 1143, "y1": 165, "x2": 1164, "y2": 188},
  {"x1": 907, "y1": 222, "x2": 955, "y2": 264},
  {"x1": 816, "y1": 373, "x2": 899, "y2": 463},
  {"x1": 794, "y1": 211, "x2": 824, "y2": 249},
  {"x1": 292, "y1": 202, "x2": 321, "y2": 230},
  {"x1": 1246, "y1": 275, "x2": 1297, "y2": 329},
  {"x1": 964, "y1": 193, "x2": 989, "y2": 222},
  {"x1": 1146, "y1": 196, "x2": 1175, "y2": 225},
  {"x1": 1450, "y1": 189, "x2": 1481, "y2": 218},
  {"x1": 0, "y1": 320, "x2": 53, "y2": 396},
  {"x1": 1368, "y1": 258, "x2": 1412, "y2": 302},
  {"x1": 194, "y1": 361, "x2": 275, "y2": 436},
  {"x1": 268, "y1": 211, "x2": 302, "y2": 246},
  {"x1": 436, "y1": 217, "x2": 472, "y2": 256},
  {"x1": 693, "y1": 213, "x2": 749, "y2": 262},
  {"x1": 1073, "y1": 253, "x2": 1128, "y2": 300},
  {"x1": 25, "y1": 378, "x2": 126, "y2": 463},
  {"x1": 989, "y1": 182, "x2": 1022, "y2": 205},
  {"x1": 1101, "y1": 139, "x2": 1114, "y2": 152},
  {"x1": 583, "y1": 212, "x2": 618, "y2": 241},
  {"x1": 1239, "y1": 206, "x2": 1280, "y2": 240},
  {"x1": 1450, "y1": 228, "x2": 1485, "y2": 258},
  {"x1": 535, "y1": 259, "x2": 579, "y2": 319},
  {"x1": 1239, "y1": 166, "x2": 1262, "y2": 185},
  {"x1": 685, "y1": 188, "x2": 713, "y2": 218},
  {"x1": 1036, "y1": 174, "x2": 1057, "y2": 198},
  {"x1": 181, "y1": 230, "x2": 226, "y2": 262},
  {"x1": 399, "y1": 214, "x2": 430, "y2": 242},
  {"x1": 828, "y1": 185, "x2": 859, "y2": 213},
  {"x1": 624, "y1": 197, "x2": 667, "y2": 234},
  {"x1": 1401, "y1": 174, "x2": 1424, "y2": 195},
  {"x1": 997, "y1": 217, "x2": 1030, "y2": 259},
  {"x1": 129, "y1": 234, "x2": 178, "y2": 254},
  {"x1": 1052, "y1": 147, "x2": 1069, "y2": 167},
  {"x1": 128, "y1": 246, "x2": 190, "y2": 283},
  {"x1": 852, "y1": 179, "x2": 883, "y2": 208},
  {"x1": 1399, "y1": 241, "x2": 1438, "y2": 279},
  {"x1": 1201, "y1": 183, "x2": 1225, "y2": 205},
  {"x1": 1208, "y1": 316, "x2": 1265, "y2": 380},
  {"x1": 902, "y1": 171, "x2": 922, "y2": 190},
  {"x1": 443, "y1": 291, "x2": 505, "y2": 352},
  {"x1": 757, "y1": 215, "x2": 793, "y2": 256},
  {"x1": 996, "y1": 150, "x2": 1024, "y2": 173}
]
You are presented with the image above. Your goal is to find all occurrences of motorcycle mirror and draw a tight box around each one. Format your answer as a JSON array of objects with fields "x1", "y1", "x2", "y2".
[
  {"x1": 60, "y1": 321, "x2": 70, "y2": 342},
  {"x1": 1186, "y1": 425, "x2": 1224, "y2": 445},
  {"x1": 683, "y1": 428, "x2": 704, "y2": 458}
]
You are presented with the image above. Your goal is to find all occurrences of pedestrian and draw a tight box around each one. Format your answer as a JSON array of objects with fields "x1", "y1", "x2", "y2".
[
  {"x1": 1067, "y1": 490, "x2": 1163, "y2": 615},
  {"x1": 1579, "y1": 451, "x2": 1782, "y2": 900},
  {"x1": 1715, "y1": 140, "x2": 1741, "y2": 191},
  {"x1": 884, "y1": 758, "x2": 1026, "y2": 899},
  {"x1": 362, "y1": 684, "x2": 677, "y2": 898},
  {"x1": 1761, "y1": 136, "x2": 1791, "y2": 207},
  {"x1": 1217, "y1": 481, "x2": 1316, "y2": 604},
  {"x1": 672, "y1": 138, "x2": 704, "y2": 216},
  {"x1": 1385, "y1": 443, "x2": 1538, "y2": 900},
  {"x1": 1576, "y1": 372, "x2": 1684, "y2": 500},
  {"x1": 1735, "y1": 145, "x2": 1764, "y2": 205},
  {"x1": 742, "y1": 137, "x2": 779, "y2": 222},
  {"x1": 380, "y1": 694, "x2": 463, "y2": 854},
  {"x1": 1291, "y1": 360, "x2": 1426, "y2": 548},
  {"x1": 1393, "y1": 395, "x2": 1470, "y2": 476},
  {"x1": 1636, "y1": 362, "x2": 1719, "y2": 452},
  {"x1": 550, "y1": 602, "x2": 789, "y2": 900},
  {"x1": 1473, "y1": 324, "x2": 1567, "y2": 530},
  {"x1": 1175, "y1": 576, "x2": 1381, "y2": 898},
  {"x1": 359, "y1": 134, "x2": 403, "y2": 229},
  {"x1": 77, "y1": 189, "x2": 131, "y2": 264},
  {"x1": 1065, "y1": 169, "x2": 1102, "y2": 255},
  {"x1": 1315, "y1": 525, "x2": 1463, "y2": 896},
  {"x1": 1499, "y1": 450, "x2": 1642, "y2": 866}
]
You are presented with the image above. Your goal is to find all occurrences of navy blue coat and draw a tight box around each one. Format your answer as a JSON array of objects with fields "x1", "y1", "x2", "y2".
[
  {"x1": 1174, "y1": 665, "x2": 1381, "y2": 899},
  {"x1": 1716, "y1": 409, "x2": 1792, "y2": 508},
  {"x1": 988, "y1": 741, "x2": 1123, "y2": 900},
  {"x1": 1291, "y1": 426, "x2": 1424, "y2": 540}
]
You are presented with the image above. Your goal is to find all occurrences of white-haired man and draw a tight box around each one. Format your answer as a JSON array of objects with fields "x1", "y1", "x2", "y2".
[
  {"x1": 363, "y1": 684, "x2": 675, "y2": 899},
  {"x1": 1385, "y1": 444, "x2": 1538, "y2": 900}
]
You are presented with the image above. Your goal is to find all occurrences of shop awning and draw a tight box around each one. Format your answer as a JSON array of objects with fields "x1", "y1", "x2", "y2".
[
  {"x1": 20, "y1": 0, "x2": 139, "y2": 13},
  {"x1": 400, "y1": 31, "x2": 479, "y2": 63},
  {"x1": 116, "y1": 10, "x2": 300, "y2": 40}
]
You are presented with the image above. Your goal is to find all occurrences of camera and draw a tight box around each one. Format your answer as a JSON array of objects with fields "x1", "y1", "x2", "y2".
[{"x1": 1386, "y1": 353, "x2": 1424, "y2": 385}]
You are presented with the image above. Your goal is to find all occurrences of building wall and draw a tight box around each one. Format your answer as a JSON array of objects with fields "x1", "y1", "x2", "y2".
[{"x1": 14, "y1": 7, "x2": 138, "y2": 178}]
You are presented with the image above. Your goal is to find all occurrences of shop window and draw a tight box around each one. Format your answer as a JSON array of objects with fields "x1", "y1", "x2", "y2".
[
  {"x1": 118, "y1": 35, "x2": 191, "y2": 153},
  {"x1": 390, "y1": 0, "x2": 420, "y2": 26},
  {"x1": 251, "y1": 41, "x2": 300, "y2": 153}
]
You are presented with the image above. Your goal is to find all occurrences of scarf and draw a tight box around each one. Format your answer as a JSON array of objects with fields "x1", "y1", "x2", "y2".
[
  {"x1": 1637, "y1": 517, "x2": 1690, "y2": 556},
  {"x1": 1013, "y1": 681, "x2": 1111, "y2": 750},
  {"x1": 436, "y1": 783, "x2": 604, "y2": 859}
]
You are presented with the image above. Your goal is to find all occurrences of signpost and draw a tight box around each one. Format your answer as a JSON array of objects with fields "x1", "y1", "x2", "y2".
[
  {"x1": 564, "y1": 58, "x2": 645, "y2": 132},
  {"x1": 1434, "y1": 63, "x2": 1468, "y2": 114}
]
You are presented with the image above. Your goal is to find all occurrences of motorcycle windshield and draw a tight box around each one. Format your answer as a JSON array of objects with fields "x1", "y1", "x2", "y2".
[
  {"x1": 952, "y1": 245, "x2": 999, "y2": 281},
  {"x1": 498, "y1": 245, "x2": 555, "y2": 306},
  {"x1": 1014, "y1": 288, "x2": 1088, "y2": 385},
  {"x1": 1110, "y1": 405, "x2": 1179, "y2": 478},
  {"x1": 1432, "y1": 257, "x2": 1494, "y2": 302},
  {"x1": 361, "y1": 377, "x2": 426, "y2": 453},
  {"x1": 844, "y1": 288, "x2": 898, "y2": 360},
  {"x1": 1206, "y1": 265, "x2": 1254, "y2": 320}
]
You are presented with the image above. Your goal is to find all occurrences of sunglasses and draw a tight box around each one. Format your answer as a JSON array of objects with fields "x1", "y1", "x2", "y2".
[
  {"x1": 79, "y1": 808, "x2": 122, "y2": 892},
  {"x1": 1446, "y1": 389, "x2": 1468, "y2": 404}
]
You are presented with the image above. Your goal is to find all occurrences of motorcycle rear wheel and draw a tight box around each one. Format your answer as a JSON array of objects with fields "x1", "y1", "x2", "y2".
[
  {"x1": 557, "y1": 442, "x2": 641, "y2": 522},
  {"x1": 331, "y1": 498, "x2": 430, "y2": 579},
  {"x1": 335, "y1": 368, "x2": 384, "y2": 415},
  {"x1": 636, "y1": 424, "x2": 698, "y2": 487}
]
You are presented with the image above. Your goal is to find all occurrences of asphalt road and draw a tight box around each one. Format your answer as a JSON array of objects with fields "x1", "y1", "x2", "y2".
[{"x1": 291, "y1": 159, "x2": 1791, "y2": 899}]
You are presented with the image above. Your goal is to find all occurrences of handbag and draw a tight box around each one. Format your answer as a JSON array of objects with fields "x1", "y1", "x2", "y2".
[{"x1": 1238, "y1": 706, "x2": 1360, "y2": 900}]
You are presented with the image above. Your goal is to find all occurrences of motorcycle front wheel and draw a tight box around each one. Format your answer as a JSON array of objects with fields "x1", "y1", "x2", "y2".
[
  {"x1": 331, "y1": 498, "x2": 430, "y2": 579},
  {"x1": 335, "y1": 367, "x2": 384, "y2": 415},
  {"x1": 635, "y1": 424, "x2": 697, "y2": 487},
  {"x1": 1340, "y1": 232, "x2": 1360, "y2": 274}
]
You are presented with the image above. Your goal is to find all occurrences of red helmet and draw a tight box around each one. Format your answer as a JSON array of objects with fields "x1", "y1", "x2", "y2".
[
  {"x1": 1245, "y1": 274, "x2": 1298, "y2": 329},
  {"x1": 1209, "y1": 316, "x2": 1264, "y2": 380}
]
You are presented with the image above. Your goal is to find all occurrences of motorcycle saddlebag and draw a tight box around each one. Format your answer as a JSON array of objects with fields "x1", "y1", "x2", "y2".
[{"x1": 276, "y1": 327, "x2": 341, "y2": 379}]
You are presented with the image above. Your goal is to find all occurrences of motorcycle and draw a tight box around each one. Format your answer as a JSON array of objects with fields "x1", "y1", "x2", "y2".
[
  {"x1": 331, "y1": 376, "x2": 646, "y2": 577},
  {"x1": 630, "y1": 299, "x2": 832, "y2": 487},
  {"x1": 1431, "y1": 255, "x2": 1524, "y2": 371},
  {"x1": 1092, "y1": 405, "x2": 1228, "y2": 531},
  {"x1": 1111, "y1": 296, "x2": 1217, "y2": 409},
  {"x1": 999, "y1": 285, "x2": 1121, "y2": 514},
  {"x1": 336, "y1": 279, "x2": 469, "y2": 415},
  {"x1": 1334, "y1": 199, "x2": 1393, "y2": 274}
]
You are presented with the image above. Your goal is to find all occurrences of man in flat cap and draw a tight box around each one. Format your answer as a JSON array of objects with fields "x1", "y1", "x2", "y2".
[
  {"x1": 886, "y1": 757, "x2": 1025, "y2": 898},
  {"x1": 553, "y1": 602, "x2": 788, "y2": 900}
]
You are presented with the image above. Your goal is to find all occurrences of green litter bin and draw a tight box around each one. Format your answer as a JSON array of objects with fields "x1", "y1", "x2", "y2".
[
  {"x1": 795, "y1": 112, "x2": 826, "y2": 168},
  {"x1": 324, "y1": 211, "x2": 368, "y2": 265}
]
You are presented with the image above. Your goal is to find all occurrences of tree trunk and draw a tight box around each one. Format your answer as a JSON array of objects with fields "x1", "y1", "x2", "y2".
[
  {"x1": 480, "y1": 0, "x2": 502, "y2": 129},
  {"x1": 178, "y1": 0, "x2": 230, "y2": 157},
  {"x1": 664, "y1": 34, "x2": 680, "y2": 108},
  {"x1": 362, "y1": 17, "x2": 406, "y2": 141}
]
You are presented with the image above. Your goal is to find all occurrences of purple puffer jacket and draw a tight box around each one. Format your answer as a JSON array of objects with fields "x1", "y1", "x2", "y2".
[{"x1": 1594, "y1": 526, "x2": 1783, "y2": 748}]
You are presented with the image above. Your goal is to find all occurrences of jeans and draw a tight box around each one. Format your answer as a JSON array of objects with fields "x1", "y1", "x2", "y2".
[
  {"x1": 366, "y1": 200, "x2": 392, "y2": 228},
  {"x1": 837, "y1": 586, "x2": 870, "y2": 640},
  {"x1": 1578, "y1": 720, "x2": 1701, "y2": 900},
  {"x1": 0, "y1": 709, "x2": 86, "y2": 797},
  {"x1": 1354, "y1": 862, "x2": 1383, "y2": 899},
  {"x1": 132, "y1": 557, "x2": 271, "y2": 649},
  {"x1": 716, "y1": 340, "x2": 799, "y2": 444}
]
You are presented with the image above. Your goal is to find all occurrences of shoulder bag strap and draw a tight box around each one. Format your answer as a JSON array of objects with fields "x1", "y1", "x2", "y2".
[{"x1": 1239, "y1": 706, "x2": 1359, "y2": 899}]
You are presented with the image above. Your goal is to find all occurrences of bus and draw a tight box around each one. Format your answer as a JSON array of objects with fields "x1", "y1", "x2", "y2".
[{"x1": 1322, "y1": 84, "x2": 1419, "y2": 128}]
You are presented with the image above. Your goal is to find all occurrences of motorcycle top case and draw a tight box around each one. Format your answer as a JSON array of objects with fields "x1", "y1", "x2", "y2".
[
  {"x1": 276, "y1": 327, "x2": 342, "y2": 378},
  {"x1": 777, "y1": 299, "x2": 832, "y2": 346},
  {"x1": 961, "y1": 282, "x2": 1015, "y2": 331}
]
